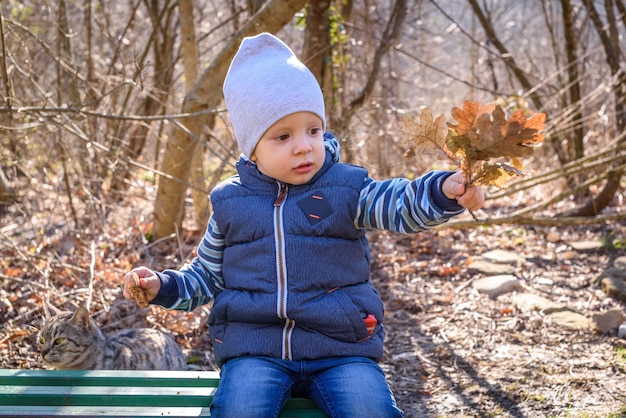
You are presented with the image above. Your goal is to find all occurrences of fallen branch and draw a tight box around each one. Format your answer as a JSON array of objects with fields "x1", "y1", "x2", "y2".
[{"x1": 443, "y1": 211, "x2": 626, "y2": 229}]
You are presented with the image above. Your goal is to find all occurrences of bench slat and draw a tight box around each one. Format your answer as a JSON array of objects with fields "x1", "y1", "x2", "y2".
[
  {"x1": 0, "y1": 405, "x2": 326, "y2": 418},
  {"x1": 0, "y1": 405, "x2": 212, "y2": 417},
  {"x1": 0, "y1": 385, "x2": 215, "y2": 407},
  {"x1": 0, "y1": 369, "x2": 327, "y2": 417},
  {"x1": 0, "y1": 369, "x2": 221, "y2": 387}
]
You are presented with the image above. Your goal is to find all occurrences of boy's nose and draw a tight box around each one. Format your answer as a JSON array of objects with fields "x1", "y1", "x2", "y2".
[{"x1": 293, "y1": 133, "x2": 313, "y2": 154}]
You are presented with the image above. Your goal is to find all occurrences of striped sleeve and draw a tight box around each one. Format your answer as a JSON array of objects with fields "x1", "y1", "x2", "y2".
[
  {"x1": 355, "y1": 171, "x2": 466, "y2": 232},
  {"x1": 157, "y1": 215, "x2": 226, "y2": 312}
]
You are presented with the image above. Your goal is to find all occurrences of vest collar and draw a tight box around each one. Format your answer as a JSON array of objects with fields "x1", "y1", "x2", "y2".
[{"x1": 235, "y1": 151, "x2": 334, "y2": 190}]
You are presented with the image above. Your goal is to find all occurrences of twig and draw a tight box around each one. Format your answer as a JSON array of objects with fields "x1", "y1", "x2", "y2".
[
  {"x1": 135, "y1": 232, "x2": 177, "y2": 254},
  {"x1": 454, "y1": 279, "x2": 474, "y2": 294},
  {"x1": 86, "y1": 241, "x2": 96, "y2": 311},
  {"x1": 0, "y1": 273, "x2": 49, "y2": 290},
  {"x1": 503, "y1": 162, "x2": 626, "y2": 218},
  {"x1": 443, "y1": 211, "x2": 626, "y2": 229},
  {"x1": 488, "y1": 143, "x2": 626, "y2": 200},
  {"x1": 467, "y1": 209, "x2": 483, "y2": 223},
  {"x1": 0, "y1": 231, "x2": 51, "y2": 283},
  {"x1": 174, "y1": 222, "x2": 185, "y2": 263},
  {"x1": 5, "y1": 105, "x2": 225, "y2": 122}
]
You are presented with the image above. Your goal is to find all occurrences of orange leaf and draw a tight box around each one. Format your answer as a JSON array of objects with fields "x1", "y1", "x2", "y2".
[{"x1": 404, "y1": 100, "x2": 546, "y2": 189}]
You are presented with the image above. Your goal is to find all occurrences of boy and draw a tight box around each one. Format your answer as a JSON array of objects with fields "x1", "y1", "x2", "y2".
[{"x1": 123, "y1": 33, "x2": 484, "y2": 417}]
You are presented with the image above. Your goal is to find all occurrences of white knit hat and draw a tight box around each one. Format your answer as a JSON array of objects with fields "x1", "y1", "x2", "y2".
[{"x1": 223, "y1": 33, "x2": 326, "y2": 158}]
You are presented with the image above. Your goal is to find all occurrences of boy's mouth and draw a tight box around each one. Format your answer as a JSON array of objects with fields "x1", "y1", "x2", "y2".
[{"x1": 293, "y1": 162, "x2": 314, "y2": 174}]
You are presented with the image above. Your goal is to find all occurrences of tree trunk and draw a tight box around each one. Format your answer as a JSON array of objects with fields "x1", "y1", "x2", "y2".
[
  {"x1": 333, "y1": 0, "x2": 406, "y2": 165},
  {"x1": 560, "y1": 0, "x2": 584, "y2": 162},
  {"x1": 109, "y1": 2, "x2": 176, "y2": 203},
  {"x1": 57, "y1": 0, "x2": 102, "y2": 225},
  {"x1": 467, "y1": 0, "x2": 568, "y2": 167},
  {"x1": 0, "y1": 166, "x2": 15, "y2": 214},
  {"x1": 152, "y1": 0, "x2": 308, "y2": 239},
  {"x1": 567, "y1": 0, "x2": 626, "y2": 216},
  {"x1": 178, "y1": 0, "x2": 210, "y2": 231},
  {"x1": 302, "y1": 0, "x2": 330, "y2": 84}
]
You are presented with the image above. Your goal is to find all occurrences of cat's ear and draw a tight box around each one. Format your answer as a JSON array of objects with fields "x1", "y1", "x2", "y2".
[{"x1": 71, "y1": 307, "x2": 91, "y2": 329}]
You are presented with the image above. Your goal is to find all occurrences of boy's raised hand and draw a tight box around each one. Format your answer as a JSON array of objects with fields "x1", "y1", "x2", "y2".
[
  {"x1": 442, "y1": 171, "x2": 485, "y2": 211},
  {"x1": 123, "y1": 267, "x2": 161, "y2": 306}
]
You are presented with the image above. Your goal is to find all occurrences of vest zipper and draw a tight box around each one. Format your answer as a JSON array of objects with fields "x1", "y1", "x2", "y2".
[{"x1": 273, "y1": 182, "x2": 293, "y2": 360}]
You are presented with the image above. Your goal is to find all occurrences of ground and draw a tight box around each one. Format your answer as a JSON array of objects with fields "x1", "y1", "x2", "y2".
[
  {"x1": 1, "y1": 205, "x2": 625, "y2": 417},
  {"x1": 370, "y1": 225, "x2": 626, "y2": 417}
]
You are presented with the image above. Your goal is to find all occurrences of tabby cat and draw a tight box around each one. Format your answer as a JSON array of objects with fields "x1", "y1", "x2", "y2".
[{"x1": 37, "y1": 306, "x2": 186, "y2": 370}]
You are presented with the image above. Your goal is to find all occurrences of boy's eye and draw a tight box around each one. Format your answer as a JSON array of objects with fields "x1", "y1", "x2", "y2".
[
  {"x1": 275, "y1": 134, "x2": 290, "y2": 141},
  {"x1": 310, "y1": 128, "x2": 322, "y2": 135}
]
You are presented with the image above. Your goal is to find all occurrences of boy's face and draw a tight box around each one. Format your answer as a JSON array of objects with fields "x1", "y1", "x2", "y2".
[{"x1": 251, "y1": 112, "x2": 325, "y2": 185}]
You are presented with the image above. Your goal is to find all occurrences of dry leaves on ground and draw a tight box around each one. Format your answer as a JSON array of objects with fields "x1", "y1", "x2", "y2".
[{"x1": 1, "y1": 200, "x2": 625, "y2": 417}]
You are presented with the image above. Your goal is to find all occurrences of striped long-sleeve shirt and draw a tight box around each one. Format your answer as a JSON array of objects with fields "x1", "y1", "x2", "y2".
[{"x1": 152, "y1": 135, "x2": 465, "y2": 311}]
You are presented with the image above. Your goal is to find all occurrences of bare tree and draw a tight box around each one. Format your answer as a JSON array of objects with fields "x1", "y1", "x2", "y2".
[
  {"x1": 108, "y1": 1, "x2": 178, "y2": 204},
  {"x1": 324, "y1": 0, "x2": 407, "y2": 164},
  {"x1": 466, "y1": 0, "x2": 624, "y2": 218},
  {"x1": 152, "y1": 0, "x2": 308, "y2": 239},
  {"x1": 0, "y1": 166, "x2": 15, "y2": 214},
  {"x1": 302, "y1": 0, "x2": 331, "y2": 84},
  {"x1": 567, "y1": 0, "x2": 626, "y2": 216},
  {"x1": 1, "y1": 0, "x2": 623, "y2": 233},
  {"x1": 56, "y1": 0, "x2": 101, "y2": 226},
  {"x1": 0, "y1": 6, "x2": 16, "y2": 212},
  {"x1": 559, "y1": 0, "x2": 584, "y2": 163},
  {"x1": 178, "y1": 0, "x2": 210, "y2": 230}
]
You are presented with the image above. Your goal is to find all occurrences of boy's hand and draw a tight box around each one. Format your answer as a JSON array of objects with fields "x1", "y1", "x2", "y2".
[
  {"x1": 122, "y1": 267, "x2": 161, "y2": 305},
  {"x1": 442, "y1": 171, "x2": 485, "y2": 211}
]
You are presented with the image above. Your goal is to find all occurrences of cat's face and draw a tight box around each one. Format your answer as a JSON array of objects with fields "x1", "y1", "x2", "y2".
[{"x1": 37, "y1": 307, "x2": 102, "y2": 369}]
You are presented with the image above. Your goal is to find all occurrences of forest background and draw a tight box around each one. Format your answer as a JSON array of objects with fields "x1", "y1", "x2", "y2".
[{"x1": 0, "y1": 1, "x2": 625, "y2": 417}]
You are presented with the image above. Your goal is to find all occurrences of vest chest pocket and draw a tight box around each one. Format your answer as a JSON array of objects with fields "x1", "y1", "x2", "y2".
[
  {"x1": 295, "y1": 287, "x2": 372, "y2": 343},
  {"x1": 297, "y1": 192, "x2": 334, "y2": 225}
]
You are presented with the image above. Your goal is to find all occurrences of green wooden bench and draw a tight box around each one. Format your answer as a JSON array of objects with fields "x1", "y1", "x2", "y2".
[{"x1": 0, "y1": 369, "x2": 326, "y2": 417}]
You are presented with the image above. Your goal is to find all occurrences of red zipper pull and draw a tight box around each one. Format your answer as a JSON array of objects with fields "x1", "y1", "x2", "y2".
[{"x1": 364, "y1": 314, "x2": 377, "y2": 335}]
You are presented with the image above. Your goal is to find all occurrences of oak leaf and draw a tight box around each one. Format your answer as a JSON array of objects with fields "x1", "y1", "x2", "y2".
[
  {"x1": 403, "y1": 100, "x2": 546, "y2": 188},
  {"x1": 473, "y1": 161, "x2": 524, "y2": 188},
  {"x1": 402, "y1": 108, "x2": 454, "y2": 160},
  {"x1": 448, "y1": 102, "x2": 545, "y2": 164},
  {"x1": 129, "y1": 272, "x2": 150, "y2": 308}
]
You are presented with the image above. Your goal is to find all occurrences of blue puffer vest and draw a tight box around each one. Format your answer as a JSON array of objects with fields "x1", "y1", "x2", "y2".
[{"x1": 208, "y1": 153, "x2": 385, "y2": 366}]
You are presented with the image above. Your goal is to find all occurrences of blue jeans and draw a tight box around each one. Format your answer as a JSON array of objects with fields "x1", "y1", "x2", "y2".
[{"x1": 210, "y1": 356, "x2": 403, "y2": 418}]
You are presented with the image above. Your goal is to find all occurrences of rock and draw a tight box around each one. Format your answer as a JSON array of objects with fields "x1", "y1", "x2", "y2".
[
  {"x1": 535, "y1": 277, "x2": 554, "y2": 285},
  {"x1": 547, "y1": 310, "x2": 591, "y2": 330},
  {"x1": 473, "y1": 275, "x2": 522, "y2": 298},
  {"x1": 592, "y1": 310, "x2": 625, "y2": 333},
  {"x1": 570, "y1": 240, "x2": 604, "y2": 251},
  {"x1": 546, "y1": 231, "x2": 561, "y2": 243},
  {"x1": 468, "y1": 259, "x2": 517, "y2": 275},
  {"x1": 514, "y1": 293, "x2": 566, "y2": 314},
  {"x1": 596, "y1": 268, "x2": 626, "y2": 301},
  {"x1": 614, "y1": 256, "x2": 626, "y2": 269},
  {"x1": 619, "y1": 323, "x2": 626, "y2": 339},
  {"x1": 468, "y1": 250, "x2": 526, "y2": 275},
  {"x1": 481, "y1": 249, "x2": 526, "y2": 265},
  {"x1": 391, "y1": 352, "x2": 418, "y2": 362}
]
